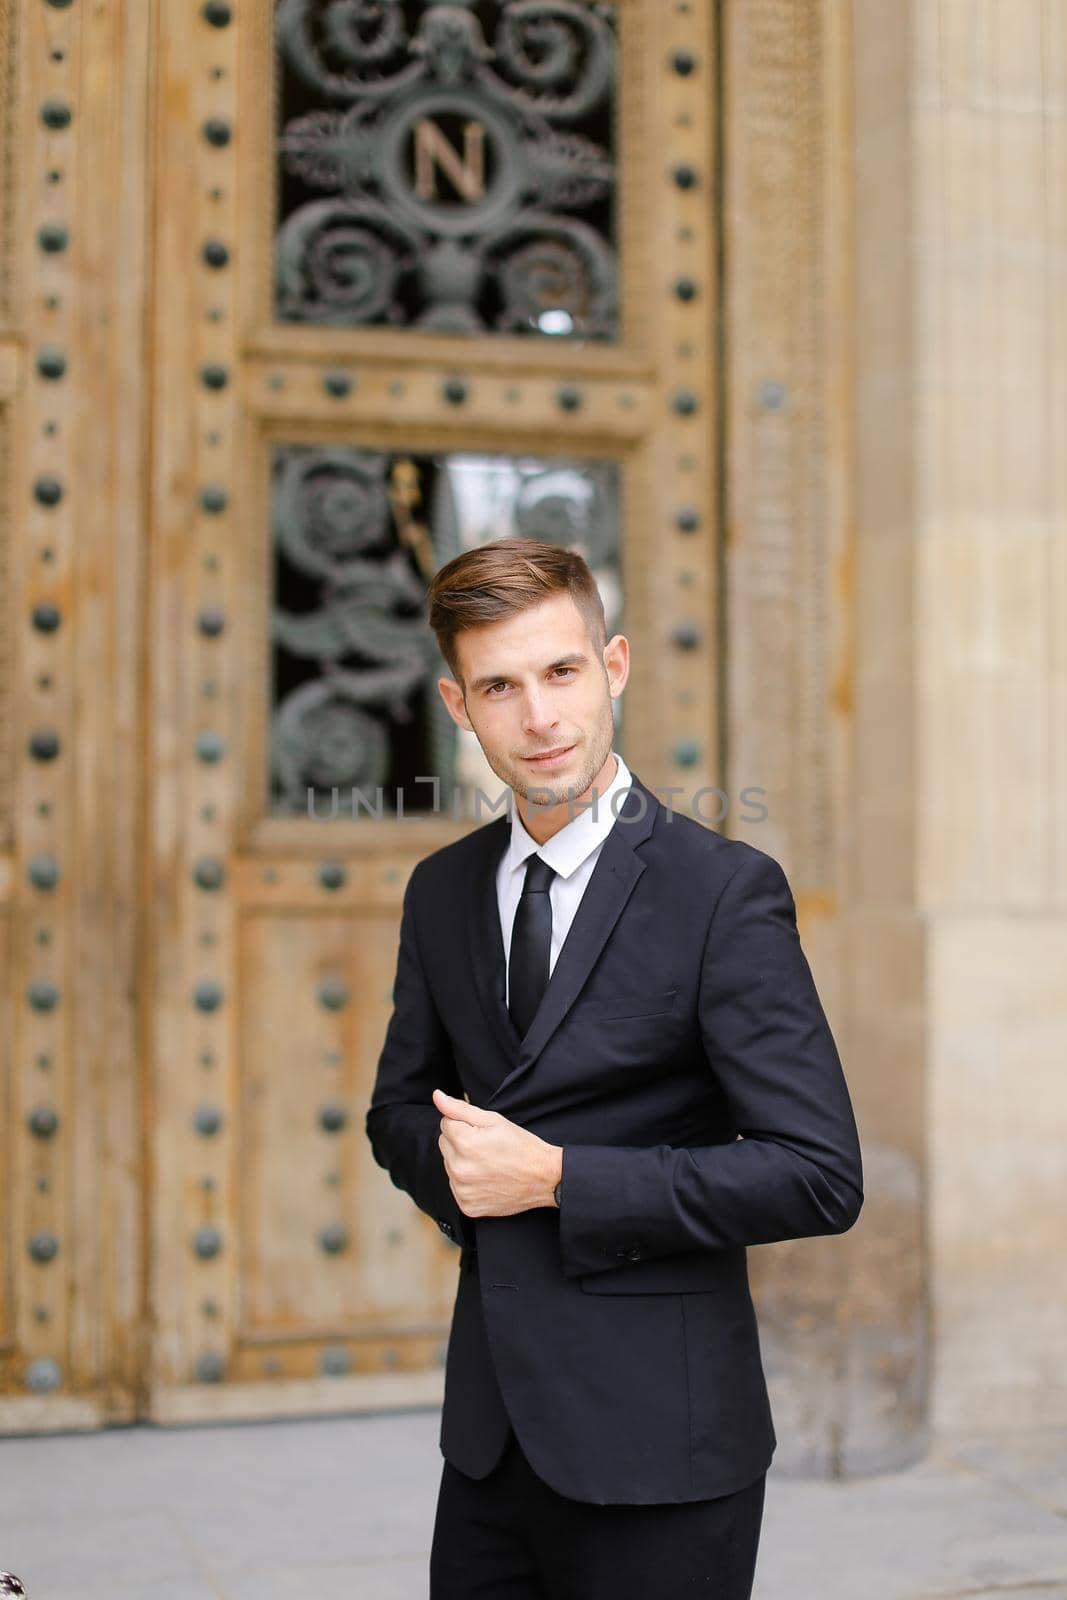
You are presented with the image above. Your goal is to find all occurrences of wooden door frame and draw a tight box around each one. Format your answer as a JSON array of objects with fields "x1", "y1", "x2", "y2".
[
  {"x1": 0, "y1": 0, "x2": 900, "y2": 1453},
  {"x1": 0, "y1": 0, "x2": 153, "y2": 1432}
]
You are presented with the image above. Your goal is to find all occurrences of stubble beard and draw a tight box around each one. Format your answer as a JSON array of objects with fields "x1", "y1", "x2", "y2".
[{"x1": 506, "y1": 718, "x2": 615, "y2": 811}]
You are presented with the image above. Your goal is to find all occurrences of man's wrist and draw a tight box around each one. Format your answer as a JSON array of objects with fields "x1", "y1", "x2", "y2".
[{"x1": 542, "y1": 1143, "x2": 563, "y2": 1208}]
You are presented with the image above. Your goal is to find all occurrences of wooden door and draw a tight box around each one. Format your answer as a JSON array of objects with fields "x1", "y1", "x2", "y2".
[
  {"x1": 145, "y1": 0, "x2": 719, "y2": 1424},
  {"x1": 1, "y1": 0, "x2": 721, "y2": 1429},
  {"x1": 0, "y1": 0, "x2": 152, "y2": 1431}
]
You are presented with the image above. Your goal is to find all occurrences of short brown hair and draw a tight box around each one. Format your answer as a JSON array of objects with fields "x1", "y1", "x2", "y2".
[{"x1": 426, "y1": 537, "x2": 607, "y2": 692}]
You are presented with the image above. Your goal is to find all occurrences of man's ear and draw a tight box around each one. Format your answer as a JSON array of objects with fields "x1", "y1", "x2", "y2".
[
  {"x1": 603, "y1": 633, "x2": 630, "y2": 696},
  {"x1": 437, "y1": 675, "x2": 474, "y2": 732}
]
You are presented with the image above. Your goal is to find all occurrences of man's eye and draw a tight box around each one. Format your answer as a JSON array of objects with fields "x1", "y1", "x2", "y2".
[{"x1": 486, "y1": 668, "x2": 574, "y2": 696}]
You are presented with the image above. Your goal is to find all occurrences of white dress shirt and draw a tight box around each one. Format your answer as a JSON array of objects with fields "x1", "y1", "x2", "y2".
[{"x1": 497, "y1": 750, "x2": 633, "y2": 1008}]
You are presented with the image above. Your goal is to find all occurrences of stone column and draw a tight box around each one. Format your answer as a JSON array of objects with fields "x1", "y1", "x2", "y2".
[
  {"x1": 912, "y1": 0, "x2": 1067, "y2": 1431},
  {"x1": 725, "y1": 0, "x2": 928, "y2": 1475}
]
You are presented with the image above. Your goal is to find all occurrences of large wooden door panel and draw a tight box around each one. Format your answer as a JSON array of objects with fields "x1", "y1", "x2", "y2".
[
  {"x1": 0, "y1": 0, "x2": 856, "y2": 1437},
  {"x1": 0, "y1": 0, "x2": 151, "y2": 1432},
  {"x1": 0, "y1": 0, "x2": 865, "y2": 1444},
  {"x1": 236, "y1": 905, "x2": 456, "y2": 1343},
  {"x1": 145, "y1": 0, "x2": 719, "y2": 1423}
]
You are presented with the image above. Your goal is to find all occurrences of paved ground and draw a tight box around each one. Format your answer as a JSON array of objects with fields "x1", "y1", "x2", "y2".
[{"x1": 1, "y1": 1409, "x2": 1065, "y2": 1599}]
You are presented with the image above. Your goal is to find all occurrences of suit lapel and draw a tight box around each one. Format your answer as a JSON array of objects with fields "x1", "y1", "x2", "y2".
[{"x1": 465, "y1": 775, "x2": 660, "y2": 1108}]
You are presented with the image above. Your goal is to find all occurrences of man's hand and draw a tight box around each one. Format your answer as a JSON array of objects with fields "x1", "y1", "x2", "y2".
[{"x1": 433, "y1": 1089, "x2": 563, "y2": 1218}]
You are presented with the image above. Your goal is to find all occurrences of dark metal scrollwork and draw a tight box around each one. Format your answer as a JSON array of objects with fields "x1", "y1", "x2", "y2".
[
  {"x1": 277, "y1": 0, "x2": 418, "y2": 101},
  {"x1": 485, "y1": 210, "x2": 615, "y2": 338},
  {"x1": 275, "y1": 0, "x2": 617, "y2": 336},
  {"x1": 276, "y1": 198, "x2": 420, "y2": 324},
  {"x1": 271, "y1": 446, "x2": 439, "y2": 813},
  {"x1": 491, "y1": 2, "x2": 614, "y2": 122}
]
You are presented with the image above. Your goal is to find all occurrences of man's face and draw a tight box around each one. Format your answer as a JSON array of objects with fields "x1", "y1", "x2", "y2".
[{"x1": 437, "y1": 592, "x2": 629, "y2": 817}]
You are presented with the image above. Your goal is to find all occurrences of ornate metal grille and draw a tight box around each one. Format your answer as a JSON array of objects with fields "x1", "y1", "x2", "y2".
[
  {"x1": 269, "y1": 444, "x2": 623, "y2": 816},
  {"x1": 274, "y1": 0, "x2": 618, "y2": 337}
]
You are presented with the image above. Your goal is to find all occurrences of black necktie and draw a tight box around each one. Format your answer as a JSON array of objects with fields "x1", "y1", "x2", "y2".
[{"x1": 508, "y1": 855, "x2": 557, "y2": 1039}]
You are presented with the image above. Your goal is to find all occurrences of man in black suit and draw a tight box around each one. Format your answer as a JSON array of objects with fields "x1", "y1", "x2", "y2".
[{"x1": 366, "y1": 538, "x2": 863, "y2": 1598}]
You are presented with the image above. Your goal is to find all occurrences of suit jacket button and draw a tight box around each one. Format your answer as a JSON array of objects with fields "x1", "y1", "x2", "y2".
[{"x1": 437, "y1": 1218, "x2": 454, "y2": 1237}]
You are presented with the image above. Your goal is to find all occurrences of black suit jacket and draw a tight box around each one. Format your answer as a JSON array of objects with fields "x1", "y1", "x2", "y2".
[{"x1": 365, "y1": 773, "x2": 863, "y2": 1505}]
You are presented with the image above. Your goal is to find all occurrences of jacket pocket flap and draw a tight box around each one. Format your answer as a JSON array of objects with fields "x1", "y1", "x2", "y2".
[
  {"x1": 573, "y1": 987, "x2": 678, "y2": 1022},
  {"x1": 579, "y1": 1248, "x2": 737, "y2": 1295}
]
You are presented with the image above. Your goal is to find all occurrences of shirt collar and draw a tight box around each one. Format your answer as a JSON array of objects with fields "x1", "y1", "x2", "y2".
[{"x1": 506, "y1": 750, "x2": 632, "y2": 881}]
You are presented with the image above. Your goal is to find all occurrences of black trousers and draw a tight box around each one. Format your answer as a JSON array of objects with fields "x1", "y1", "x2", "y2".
[{"x1": 430, "y1": 1427, "x2": 766, "y2": 1599}]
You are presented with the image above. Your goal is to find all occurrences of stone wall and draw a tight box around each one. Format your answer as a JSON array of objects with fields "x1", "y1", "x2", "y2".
[{"x1": 854, "y1": 0, "x2": 1067, "y2": 1431}]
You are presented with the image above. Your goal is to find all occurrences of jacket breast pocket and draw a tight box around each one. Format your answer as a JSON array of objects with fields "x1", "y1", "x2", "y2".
[{"x1": 572, "y1": 986, "x2": 678, "y2": 1023}]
